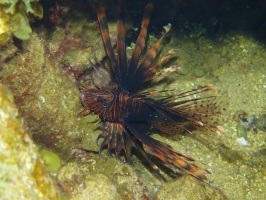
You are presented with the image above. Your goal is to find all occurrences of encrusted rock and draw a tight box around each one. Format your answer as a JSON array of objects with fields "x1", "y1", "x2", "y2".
[
  {"x1": 0, "y1": 83, "x2": 57, "y2": 199},
  {"x1": 156, "y1": 176, "x2": 228, "y2": 200}
]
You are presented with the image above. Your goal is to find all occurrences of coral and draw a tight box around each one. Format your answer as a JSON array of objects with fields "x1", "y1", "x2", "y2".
[{"x1": 0, "y1": 0, "x2": 43, "y2": 44}]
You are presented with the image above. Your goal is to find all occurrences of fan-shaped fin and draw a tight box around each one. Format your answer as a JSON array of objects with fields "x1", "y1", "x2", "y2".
[
  {"x1": 116, "y1": 0, "x2": 127, "y2": 84},
  {"x1": 89, "y1": 58, "x2": 114, "y2": 87},
  {"x1": 174, "y1": 93, "x2": 228, "y2": 135},
  {"x1": 78, "y1": 108, "x2": 90, "y2": 116},
  {"x1": 158, "y1": 86, "x2": 228, "y2": 135},
  {"x1": 96, "y1": 6, "x2": 119, "y2": 83},
  {"x1": 127, "y1": 24, "x2": 172, "y2": 90},
  {"x1": 127, "y1": 3, "x2": 153, "y2": 76},
  {"x1": 96, "y1": 122, "x2": 160, "y2": 171}
]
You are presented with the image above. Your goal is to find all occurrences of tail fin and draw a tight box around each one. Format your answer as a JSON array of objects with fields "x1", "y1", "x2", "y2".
[
  {"x1": 145, "y1": 85, "x2": 228, "y2": 135},
  {"x1": 124, "y1": 122, "x2": 210, "y2": 181},
  {"x1": 162, "y1": 86, "x2": 228, "y2": 135},
  {"x1": 96, "y1": 121, "x2": 209, "y2": 181}
]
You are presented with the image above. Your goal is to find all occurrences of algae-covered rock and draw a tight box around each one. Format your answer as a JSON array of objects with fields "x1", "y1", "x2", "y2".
[
  {"x1": 0, "y1": 83, "x2": 57, "y2": 199},
  {"x1": 1, "y1": 0, "x2": 42, "y2": 16},
  {"x1": 255, "y1": 114, "x2": 266, "y2": 132},
  {"x1": 156, "y1": 176, "x2": 227, "y2": 200},
  {"x1": 57, "y1": 155, "x2": 161, "y2": 199},
  {"x1": 0, "y1": 12, "x2": 11, "y2": 45},
  {"x1": 0, "y1": 0, "x2": 43, "y2": 44},
  {"x1": 72, "y1": 173, "x2": 122, "y2": 200},
  {"x1": 0, "y1": 32, "x2": 97, "y2": 160},
  {"x1": 57, "y1": 162, "x2": 122, "y2": 200}
]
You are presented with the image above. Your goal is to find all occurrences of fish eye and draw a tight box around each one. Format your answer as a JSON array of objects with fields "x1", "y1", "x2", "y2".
[{"x1": 101, "y1": 101, "x2": 110, "y2": 107}]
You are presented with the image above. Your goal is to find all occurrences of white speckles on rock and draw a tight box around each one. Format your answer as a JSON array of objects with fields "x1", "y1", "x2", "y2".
[
  {"x1": 236, "y1": 137, "x2": 248, "y2": 146},
  {"x1": 39, "y1": 95, "x2": 45, "y2": 103}
]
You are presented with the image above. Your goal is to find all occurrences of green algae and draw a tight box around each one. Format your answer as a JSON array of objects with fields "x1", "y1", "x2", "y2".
[
  {"x1": 0, "y1": 0, "x2": 43, "y2": 44},
  {"x1": 12, "y1": 12, "x2": 32, "y2": 40},
  {"x1": 40, "y1": 149, "x2": 62, "y2": 173}
]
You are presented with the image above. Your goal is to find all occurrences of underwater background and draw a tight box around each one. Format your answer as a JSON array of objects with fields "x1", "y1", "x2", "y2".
[{"x1": 0, "y1": 0, "x2": 265, "y2": 199}]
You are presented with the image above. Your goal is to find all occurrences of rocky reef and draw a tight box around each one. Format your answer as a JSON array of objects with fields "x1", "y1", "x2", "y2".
[{"x1": 0, "y1": 0, "x2": 266, "y2": 199}]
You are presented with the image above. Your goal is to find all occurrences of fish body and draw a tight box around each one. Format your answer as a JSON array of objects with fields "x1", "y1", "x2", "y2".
[{"x1": 80, "y1": 0, "x2": 225, "y2": 182}]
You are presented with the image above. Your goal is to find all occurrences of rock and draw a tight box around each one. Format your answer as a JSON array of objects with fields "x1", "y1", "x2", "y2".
[
  {"x1": 0, "y1": 32, "x2": 97, "y2": 159},
  {"x1": 156, "y1": 176, "x2": 227, "y2": 200},
  {"x1": 57, "y1": 162, "x2": 122, "y2": 200},
  {"x1": 255, "y1": 114, "x2": 266, "y2": 132},
  {"x1": 71, "y1": 174, "x2": 122, "y2": 200},
  {"x1": 0, "y1": 83, "x2": 57, "y2": 199}
]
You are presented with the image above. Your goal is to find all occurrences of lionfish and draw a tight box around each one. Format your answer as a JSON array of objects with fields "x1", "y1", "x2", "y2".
[{"x1": 79, "y1": 0, "x2": 225, "y2": 182}]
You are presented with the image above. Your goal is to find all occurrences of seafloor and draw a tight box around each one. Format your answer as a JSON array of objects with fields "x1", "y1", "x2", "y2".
[{"x1": 0, "y1": 0, "x2": 265, "y2": 199}]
